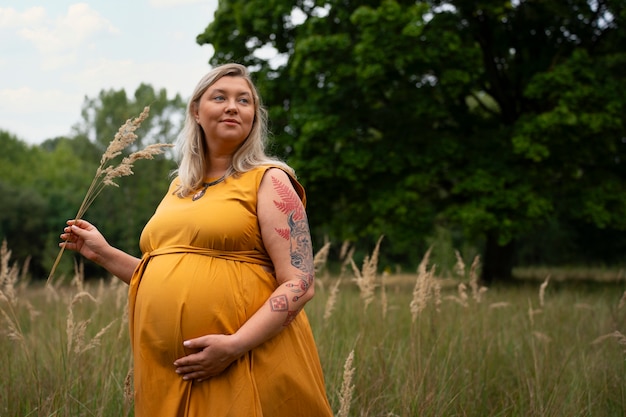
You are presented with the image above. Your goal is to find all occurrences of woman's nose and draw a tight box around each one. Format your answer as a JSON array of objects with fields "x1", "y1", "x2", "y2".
[{"x1": 225, "y1": 99, "x2": 238, "y2": 113}]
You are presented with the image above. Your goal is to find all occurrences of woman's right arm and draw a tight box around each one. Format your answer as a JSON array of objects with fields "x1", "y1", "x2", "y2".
[{"x1": 60, "y1": 219, "x2": 140, "y2": 284}]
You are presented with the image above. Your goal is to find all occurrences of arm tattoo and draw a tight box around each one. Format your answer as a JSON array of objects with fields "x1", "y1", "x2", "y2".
[
  {"x1": 270, "y1": 295, "x2": 288, "y2": 312},
  {"x1": 270, "y1": 175, "x2": 315, "y2": 324}
]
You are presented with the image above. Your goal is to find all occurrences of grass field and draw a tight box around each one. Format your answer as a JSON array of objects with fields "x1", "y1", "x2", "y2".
[{"x1": 1, "y1": 240, "x2": 625, "y2": 416}]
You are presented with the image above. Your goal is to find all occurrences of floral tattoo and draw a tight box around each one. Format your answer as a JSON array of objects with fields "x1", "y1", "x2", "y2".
[{"x1": 270, "y1": 175, "x2": 314, "y2": 325}]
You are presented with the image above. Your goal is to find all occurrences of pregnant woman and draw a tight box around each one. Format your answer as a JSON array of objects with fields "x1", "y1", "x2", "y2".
[{"x1": 60, "y1": 63, "x2": 333, "y2": 417}]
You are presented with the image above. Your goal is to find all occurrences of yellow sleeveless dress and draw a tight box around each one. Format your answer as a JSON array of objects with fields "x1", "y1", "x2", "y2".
[{"x1": 127, "y1": 166, "x2": 333, "y2": 417}]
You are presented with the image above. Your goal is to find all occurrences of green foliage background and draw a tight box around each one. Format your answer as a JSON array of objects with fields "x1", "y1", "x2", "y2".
[{"x1": 1, "y1": 0, "x2": 626, "y2": 283}]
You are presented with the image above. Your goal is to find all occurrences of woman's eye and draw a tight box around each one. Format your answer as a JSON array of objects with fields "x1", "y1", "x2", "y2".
[
  {"x1": 213, "y1": 95, "x2": 225, "y2": 101},
  {"x1": 238, "y1": 98, "x2": 250, "y2": 104}
]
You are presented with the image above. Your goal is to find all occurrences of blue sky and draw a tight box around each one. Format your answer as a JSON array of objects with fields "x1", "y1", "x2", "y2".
[{"x1": 0, "y1": 0, "x2": 218, "y2": 144}]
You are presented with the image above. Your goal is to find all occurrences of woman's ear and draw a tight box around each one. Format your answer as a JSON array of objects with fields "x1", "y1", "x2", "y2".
[{"x1": 191, "y1": 102, "x2": 200, "y2": 123}]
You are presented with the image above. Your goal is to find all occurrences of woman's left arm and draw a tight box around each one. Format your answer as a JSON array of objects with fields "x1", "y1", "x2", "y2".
[
  {"x1": 174, "y1": 168, "x2": 315, "y2": 380},
  {"x1": 234, "y1": 167, "x2": 315, "y2": 339}
]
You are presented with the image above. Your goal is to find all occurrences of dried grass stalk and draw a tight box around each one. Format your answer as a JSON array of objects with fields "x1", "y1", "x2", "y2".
[
  {"x1": 323, "y1": 277, "x2": 341, "y2": 322},
  {"x1": 313, "y1": 241, "x2": 331, "y2": 293},
  {"x1": 337, "y1": 349, "x2": 355, "y2": 417},
  {"x1": 447, "y1": 282, "x2": 469, "y2": 307},
  {"x1": 381, "y1": 271, "x2": 388, "y2": 320},
  {"x1": 339, "y1": 240, "x2": 351, "y2": 261},
  {"x1": 468, "y1": 255, "x2": 488, "y2": 302},
  {"x1": 46, "y1": 107, "x2": 173, "y2": 283},
  {"x1": 0, "y1": 240, "x2": 26, "y2": 343},
  {"x1": 124, "y1": 367, "x2": 134, "y2": 403},
  {"x1": 538, "y1": 275, "x2": 550, "y2": 308},
  {"x1": 0, "y1": 240, "x2": 18, "y2": 306},
  {"x1": 410, "y1": 247, "x2": 432, "y2": 320},
  {"x1": 66, "y1": 291, "x2": 96, "y2": 355},
  {"x1": 453, "y1": 249, "x2": 466, "y2": 278},
  {"x1": 409, "y1": 246, "x2": 442, "y2": 321},
  {"x1": 591, "y1": 330, "x2": 626, "y2": 353},
  {"x1": 313, "y1": 241, "x2": 331, "y2": 275},
  {"x1": 351, "y1": 236, "x2": 383, "y2": 311},
  {"x1": 339, "y1": 246, "x2": 355, "y2": 279},
  {"x1": 528, "y1": 298, "x2": 541, "y2": 326}
]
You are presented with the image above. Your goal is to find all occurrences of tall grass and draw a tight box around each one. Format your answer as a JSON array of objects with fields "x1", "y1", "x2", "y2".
[{"x1": 2, "y1": 239, "x2": 625, "y2": 416}]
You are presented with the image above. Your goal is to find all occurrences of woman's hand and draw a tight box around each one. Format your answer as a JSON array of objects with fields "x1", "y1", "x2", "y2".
[
  {"x1": 59, "y1": 219, "x2": 140, "y2": 284},
  {"x1": 173, "y1": 334, "x2": 244, "y2": 382},
  {"x1": 60, "y1": 219, "x2": 109, "y2": 264}
]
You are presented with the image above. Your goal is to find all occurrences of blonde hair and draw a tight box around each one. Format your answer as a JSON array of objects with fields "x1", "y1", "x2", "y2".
[{"x1": 173, "y1": 63, "x2": 293, "y2": 197}]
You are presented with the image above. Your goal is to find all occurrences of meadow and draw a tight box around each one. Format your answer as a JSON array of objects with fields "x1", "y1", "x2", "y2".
[{"x1": 1, "y1": 239, "x2": 625, "y2": 417}]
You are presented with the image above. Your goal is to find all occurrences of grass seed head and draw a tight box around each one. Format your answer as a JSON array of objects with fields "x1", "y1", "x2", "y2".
[{"x1": 337, "y1": 349, "x2": 355, "y2": 417}]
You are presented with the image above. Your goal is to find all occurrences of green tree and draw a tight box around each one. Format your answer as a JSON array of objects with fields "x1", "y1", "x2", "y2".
[
  {"x1": 0, "y1": 130, "x2": 49, "y2": 275},
  {"x1": 199, "y1": 0, "x2": 626, "y2": 283}
]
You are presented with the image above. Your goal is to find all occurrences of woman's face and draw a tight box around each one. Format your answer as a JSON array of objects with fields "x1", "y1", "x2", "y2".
[{"x1": 194, "y1": 76, "x2": 255, "y2": 151}]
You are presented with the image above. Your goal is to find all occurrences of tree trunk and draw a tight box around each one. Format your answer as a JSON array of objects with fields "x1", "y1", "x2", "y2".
[{"x1": 481, "y1": 232, "x2": 516, "y2": 285}]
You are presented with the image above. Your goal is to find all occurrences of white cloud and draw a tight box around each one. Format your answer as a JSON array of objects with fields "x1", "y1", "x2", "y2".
[
  {"x1": 0, "y1": 86, "x2": 82, "y2": 141},
  {"x1": 16, "y1": 3, "x2": 118, "y2": 69},
  {"x1": 149, "y1": 0, "x2": 207, "y2": 7},
  {"x1": 0, "y1": 6, "x2": 46, "y2": 28}
]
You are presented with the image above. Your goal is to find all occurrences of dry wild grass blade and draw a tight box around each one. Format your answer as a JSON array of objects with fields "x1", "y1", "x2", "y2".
[
  {"x1": 0, "y1": 240, "x2": 26, "y2": 343},
  {"x1": 323, "y1": 277, "x2": 341, "y2": 322},
  {"x1": 339, "y1": 246, "x2": 355, "y2": 279},
  {"x1": 124, "y1": 367, "x2": 134, "y2": 403},
  {"x1": 313, "y1": 241, "x2": 331, "y2": 275},
  {"x1": 313, "y1": 241, "x2": 332, "y2": 293},
  {"x1": 46, "y1": 106, "x2": 174, "y2": 284},
  {"x1": 444, "y1": 282, "x2": 469, "y2": 307},
  {"x1": 591, "y1": 330, "x2": 626, "y2": 353},
  {"x1": 538, "y1": 275, "x2": 550, "y2": 308},
  {"x1": 66, "y1": 291, "x2": 97, "y2": 355},
  {"x1": 339, "y1": 240, "x2": 351, "y2": 262},
  {"x1": 410, "y1": 246, "x2": 442, "y2": 321},
  {"x1": 410, "y1": 246, "x2": 432, "y2": 320},
  {"x1": 381, "y1": 271, "x2": 388, "y2": 320},
  {"x1": 468, "y1": 255, "x2": 488, "y2": 302},
  {"x1": 337, "y1": 349, "x2": 355, "y2": 417},
  {"x1": 350, "y1": 236, "x2": 383, "y2": 311},
  {"x1": 453, "y1": 249, "x2": 466, "y2": 278},
  {"x1": 0, "y1": 240, "x2": 18, "y2": 305}
]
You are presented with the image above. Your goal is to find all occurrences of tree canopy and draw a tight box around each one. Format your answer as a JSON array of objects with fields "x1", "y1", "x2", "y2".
[
  {"x1": 1, "y1": 1, "x2": 625, "y2": 283},
  {"x1": 198, "y1": 0, "x2": 626, "y2": 282}
]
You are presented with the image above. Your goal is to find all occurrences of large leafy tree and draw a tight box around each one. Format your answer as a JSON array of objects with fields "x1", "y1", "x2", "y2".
[{"x1": 200, "y1": 0, "x2": 626, "y2": 283}]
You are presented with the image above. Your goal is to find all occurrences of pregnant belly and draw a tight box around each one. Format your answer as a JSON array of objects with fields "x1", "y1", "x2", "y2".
[{"x1": 132, "y1": 253, "x2": 275, "y2": 365}]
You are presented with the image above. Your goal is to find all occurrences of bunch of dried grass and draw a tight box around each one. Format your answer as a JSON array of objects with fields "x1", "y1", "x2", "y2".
[
  {"x1": 337, "y1": 349, "x2": 355, "y2": 417},
  {"x1": 350, "y1": 236, "x2": 383, "y2": 311},
  {"x1": 46, "y1": 107, "x2": 173, "y2": 283},
  {"x1": 409, "y1": 246, "x2": 442, "y2": 322}
]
